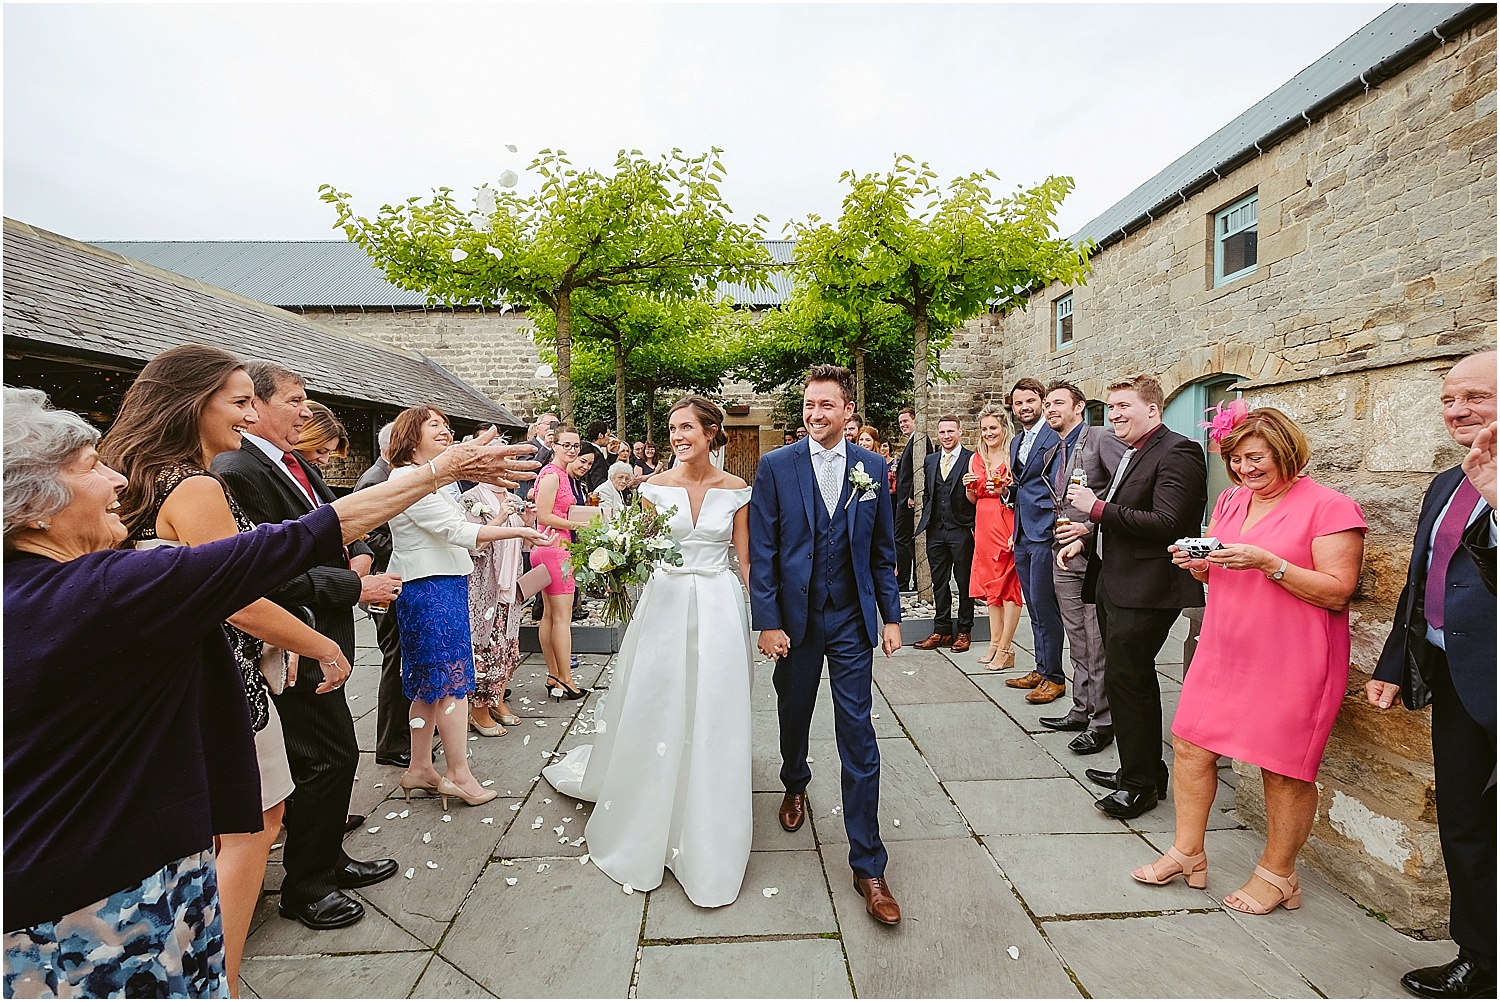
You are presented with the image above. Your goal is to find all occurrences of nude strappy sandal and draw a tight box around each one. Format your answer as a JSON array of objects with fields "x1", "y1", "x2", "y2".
[
  {"x1": 1132, "y1": 845, "x2": 1208, "y2": 889},
  {"x1": 1223, "y1": 866, "x2": 1301, "y2": 914}
]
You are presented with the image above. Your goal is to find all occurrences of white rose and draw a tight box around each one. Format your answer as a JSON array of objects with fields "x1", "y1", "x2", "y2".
[{"x1": 588, "y1": 548, "x2": 612, "y2": 572}]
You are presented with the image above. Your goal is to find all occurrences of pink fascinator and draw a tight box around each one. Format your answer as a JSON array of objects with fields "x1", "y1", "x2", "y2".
[{"x1": 1202, "y1": 399, "x2": 1250, "y2": 444}]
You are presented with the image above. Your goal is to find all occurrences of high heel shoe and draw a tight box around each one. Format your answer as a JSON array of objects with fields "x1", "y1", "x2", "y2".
[
  {"x1": 468, "y1": 712, "x2": 504, "y2": 737},
  {"x1": 1132, "y1": 845, "x2": 1208, "y2": 888},
  {"x1": 497, "y1": 711, "x2": 522, "y2": 726},
  {"x1": 399, "y1": 772, "x2": 441, "y2": 803},
  {"x1": 1223, "y1": 866, "x2": 1301, "y2": 914},
  {"x1": 977, "y1": 641, "x2": 1003, "y2": 665},
  {"x1": 998, "y1": 647, "x2": 1016, "y2": 669},
  {"x1": 438, "y1": 777, "x2": 498, "y2": 809},
  {"x1": 547, "y1": 675, "x2": 586, "y2": 701}
]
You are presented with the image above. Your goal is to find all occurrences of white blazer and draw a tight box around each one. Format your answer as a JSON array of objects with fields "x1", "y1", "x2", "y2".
[{"x1": 387, "y1": 464, "x2": 483, "y2": 581}]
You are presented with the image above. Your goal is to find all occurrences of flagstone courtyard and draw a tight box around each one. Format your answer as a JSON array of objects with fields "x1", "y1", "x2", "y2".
[{"x1": 240, "y1": 612, "x2": 1452, "y2": 999}]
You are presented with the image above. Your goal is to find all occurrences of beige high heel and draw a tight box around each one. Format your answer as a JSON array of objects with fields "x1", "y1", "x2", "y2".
[
  {"x1": 1132, "y1": 845, "x2": 1208, "y2": 889},
  {"x1": 468, "y1": 712, "x2": 504, "y2": 737},
  {"x1": 399, "y1": 772, "x2": 440, "y2": 803},
  {"x1": 977, "y1": 641, "x2": 1002, "y2": 665},
  {"x1": 992, "y1": 647, "x2": 1017, "y2": 670},
  {"x1": 439, "y1": 777, "x2": 498, "y2": 810},
  {"x1": 1223, "y1": 866, "x2": 1301, "y2": 914}
]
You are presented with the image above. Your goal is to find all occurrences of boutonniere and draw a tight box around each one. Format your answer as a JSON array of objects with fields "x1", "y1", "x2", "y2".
[
  {"x1": 846, "y1": 462, "x2": 878, "y2": 509},
  {"x1": 462, "y1": 497, "x2": 496, "y2": 520}
]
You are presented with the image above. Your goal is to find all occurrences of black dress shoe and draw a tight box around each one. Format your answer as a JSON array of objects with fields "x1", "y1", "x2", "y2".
[
  {"x1": 1039, "y1": 715, "x2": 1088, "y2": 731},
  {"x1": 344, "y1": 814, "x2": 365, "y2": 834},
  {"x1": 337, "y1": 857, "x2": 399, "y2": 889},
  {"x1": 279, "y1": 890, "x2": 364, "y2": 930},
  {"x1": 375, "y1": 751, "x2": 411, "y2": 768},
  {"x1": 1068, "y1": 729, "x2": 1115, "y2": 755},
  {"x1": 1085, "y1": 767, "x2": 1168, "y2": 798},
  {"x1": 1095, "y1": 788, "x2": 1159, "y2": 820},
  {"x1": 1401, "y1": 956, "x2": 1497, "y2": 999}
]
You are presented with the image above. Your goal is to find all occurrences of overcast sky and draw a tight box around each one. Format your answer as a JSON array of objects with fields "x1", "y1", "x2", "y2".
[{"x1": 5, "y1": 3, "x2": 1388, "y2": 243}]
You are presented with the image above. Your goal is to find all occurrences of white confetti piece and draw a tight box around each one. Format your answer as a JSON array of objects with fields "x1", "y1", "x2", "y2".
[
  {"x1": 671, "y1": 847, "x2": 679, "y2": 858},
  {"x1": 372, "y1": 783, "x2": 384, "y2": 789},
  {"x1": 367, "y1": 826, "x2": 381, "y2": 833},
  {"x1": 872, "y1": 713, "x2": 881, "y2": 719},
  {"x1": 484, "y1": 608, "x2": 496, "y2": 621},
  {"x1": 622, "y1": 883, "x2": 634, "y2": 895},
  {"x1": 422, "y1": 832, "x2": 432, "y2": 843},
  {"x1": 498, "y1": 169, "x2": 519, "y2": 188},
  {"x1": 410, "y1": 717, "x2": 426, "y2": 728},
  {"x1": 469, "y1": 736, "x2": 478, "y2": 742},
  {"x1": 399, "y1": 810, "x2": 410, "y2": 818},
  {"x1": 596, "y1": 720, "x2": 607, "y2": 733},
  {"x1": 444, "y1": 701, "x2": 456, "y2": 715},
  {"x1": 426, "y1": 860, "x2": 439, "y2": 869},
  {"x1": 537, "y1": 863, "x2": 551, "y2": 873},
  {"x1": 481, "y1": 780, "x2": 495, "y2": 787},
  {"x1": 499, "y1": 859, "x2": 514, "y2": 866},
  {"x1": 580, "y1": 854, "x2": 590, "y2": 865},
  {"x1": 553, "y1": 825, "x2": 565, "y2": 835},
  {"x1": 604, "y1": 801, "x2": 612, "y2": 810},
  {"x1": 481, "y1": 817, "x2": 494, "y2": 824},
  {"x1": 575, "y1": 803, "x2": 583, "y2": 810},
  {"x1": 506, "y1": 877, "x2": 518, "y2": 886},
  {"x1": 570, "y1": 837, "x2": 585, "y2": 847},
  {"x1": 271, "y1": 843, "x2": 282, "y2": 850},
  {"x1": 404, "y1": 867, "x2": 416, "y2": 879},
  {"x1": 535, "y1": 721, "x2": 547, "y2": 727},
  {"x1": 562, "y1": 817, "x2": 573, "y2": 823},
  {"x1": 892, "y1": 819, "x2": 901, "y2": 827},
  {"x1": 442, "y1": 814, "x2": 451, "y2": 822},
  {"x1": 385, "y1": 812, "x2": 399, "y2": 820},
  {"x1": 531, "y1": 817, "x2": 544, "y2": 829},
  {"x1": 762, "y1": 887, "x2": 779, "y2": 898},
  {"x1": 902, "y1": 670, "x2": 916, "y2": 676},
  {"x1": 1007, "y1": 946, "x2": 1020, "y2": 960},
  {"x1": 656, "y1": 742, "x2": 667, "y2": 756},
  {"x1": 543, "y1": 799, "x2": 552, "y2": 804},
  {"x1": 451, "y1": 247, "x2": 468, "y2": 262},
  {"x1": 558, "y1": 837, "x2": 569, "y2": 844},
  {"x1": 523, "y1": 735, "x2": 531, "y2": 745},
  {"x1": 505, "y1": 143, "x2": 518, "y2": 153},
  {"x1": 510, "y1": 804, "x2": 521, "y2": 811}
]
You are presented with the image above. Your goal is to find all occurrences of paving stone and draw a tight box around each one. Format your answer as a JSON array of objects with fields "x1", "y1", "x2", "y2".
[
  {"x1": 241, "y1": 951, "x2": 430, "y2": 999},
  {"x1": 636, "y1": 940, "x2": 851, "y2": 999},
  {"x1": 349, "y1": 752, "x2": 402, "y2": 820},
  {"x1": 496, "y1": 788, "x2": 595, "y2": 858},
  {"x1": 1043, "y1": 913, "x2": 1317, "y2": 998},
  {"x1": 947, "y1": 778, "x2": 1128, "y2": 835},
  {"x1": 982, "y1": 833, "x2": 1209, "y2": 917},
  {"x1": 1176, "y1": 827, "x2": 1456, "y2": 998},
  {"x1": 646, "y1": 849, "x2": 835, "y2": 938},
  {"x1": 806, "y1": 737, "x2": 967, "y2": 845},
  {"x1": 944, "y1": 642, "x2": 1038, "y2": 677},
  {"x1": 441, "y1": 859, "x2": 641, "y2": 998},
  {"x1": 897, "y1": 702, "x2": 1067, "y2": 782},
  {"x1": 353, "y1": 705, "x2": 378, "y2": 753},
  {"x1": 412, "y1": 955, "x2": 497, "y2": 998},
  {"x1": 873, "y1": 649, "x2": 988, "y2": 705},
  {"x1": 245, "y1": 895, "x2": 427, "y2": 956},
  {"x1": 752, "y1": 790, "x2": 816, "y2": 850},
  {"x1": 237, "y1": 976, "x2": 258, "y2": 998},
  {"x1": 827, "y1": 837, "x2": 1079, "y2": 999}
]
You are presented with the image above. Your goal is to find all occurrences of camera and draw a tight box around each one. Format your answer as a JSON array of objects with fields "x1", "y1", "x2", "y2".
[{"x1": 1174, "y1": 537, "x2": 1223, "y2": 559}]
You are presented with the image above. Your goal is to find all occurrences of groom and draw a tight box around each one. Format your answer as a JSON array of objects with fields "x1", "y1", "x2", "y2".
[{"x1": 749, "y1": 364, "x2": 905, "y2": 925}]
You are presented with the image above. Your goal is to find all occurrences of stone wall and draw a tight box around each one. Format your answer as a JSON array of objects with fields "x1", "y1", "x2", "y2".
[{"x1": 939, "y1": 16, "x2": 1496, "y2": 935}]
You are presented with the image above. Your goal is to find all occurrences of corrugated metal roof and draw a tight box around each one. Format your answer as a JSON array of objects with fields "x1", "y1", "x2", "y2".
[
  {"x1": 6, "y1": 219, "x2": 524, "y2": 428},
  {"x1": 93, "y1": 237, "x2": 796, "y2": 309},
  {"x1": 1072, "y1": 3, "x2": 1491, "y2": 250}
]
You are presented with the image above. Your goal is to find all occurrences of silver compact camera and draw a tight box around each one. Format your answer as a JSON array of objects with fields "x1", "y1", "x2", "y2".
[{"x1": 1174, "y1": 537, "x2": 1223, "y2": 559}]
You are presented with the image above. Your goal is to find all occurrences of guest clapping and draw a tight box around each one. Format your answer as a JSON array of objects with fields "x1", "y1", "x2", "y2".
[
  {"x1": 1134, "y1": 406, "x2": 1365, "y2": 915},
  {"x1": 386, "y1": 405, "x2": 548, "y2": 809}
]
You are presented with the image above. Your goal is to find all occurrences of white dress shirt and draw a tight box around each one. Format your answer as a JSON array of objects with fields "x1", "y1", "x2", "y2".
[
  {"x1": 1017, "y1": 425, "x2": 1041, "y2": 467},
  {"x1": 939, "y1": 446, "x2": 962, "y2": 479},
  {"x1": 808, "y1": 436, "x2": 847, "y2": 482},
  {"x1": 243, "y1": 432, "x2": 318, "y2": 508}
]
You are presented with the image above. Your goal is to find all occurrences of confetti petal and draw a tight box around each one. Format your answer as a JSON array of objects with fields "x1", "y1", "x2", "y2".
[
  {"x1": 481, "y1": 780, "x2": 495, "y2": 787},
  {"x1": 410, "y1": 717, "x2": 426, "y2": 728},
  {"x1": 553, "y1": 825, "x2": 565, "y2": 835},
  {"x1": 622, "y1": 882, "x2": 634, "y2": 894},
  {"x1": 442, "y1": 814, "x2": 451, "y2": 822},
  {"x1": 537, "y1": 863, "x2": 551, "y2": 873},
  {"x1": 426, "y1": 860, "x2": 439, "y2": 869},
  {"x1": 451, "y1": 247, "x2": 468, "y2": 262},
  {"x1": 580, "y1": 853, "x2": 591, "y2": 864},
  {"x1": 385, "y1": 812, "x2": 399, "y2": 820},
  {"x1": 498, "y1": 169, "x2": 519, "y2": 188},
  {"x1": 481, "y1": 817, "x2": 494, "y2": 824},
  {"x1": 422, "y1": 832, "x2": 432, "y2": 843},
  {"x1": 372, "y1": 783, "x2": 384, "y2": 789},
  {"x1": 523, "y1": 735, "x2": 531, "y2": 745},
  {"x1": 367, "y1": 826, "x2": 381, "y2": 833},
  {"x1": 1007, "y1": 946, "x2": 1020, "y2": 960},
  {"x1": 656, "y1": 742, "x2": 667, "y2": 756},
  {"x1": 763, "y1": 887, "x2": 779, "y2": 898},
  {"x1": 505, "y1": 877, "x2": 518, "y2": 886},
  {"x1": 532, "y1": 817, "x2": 544, "y2": 829},
  {"x1": 444, "y1": 701, "x2": 456, "y2": 715},
  {"x1": 892, "y1": 819, "x2": 901, "y2": 827},
  {"x1": 400, "y1": 810, "x2": 410, "y2": 818},
  {"x1": 404, "y1": 867, "x2": 416, "y2": 879},
  {"x1": 510, "y1": 804, "x2": 521, "y2": 811}
]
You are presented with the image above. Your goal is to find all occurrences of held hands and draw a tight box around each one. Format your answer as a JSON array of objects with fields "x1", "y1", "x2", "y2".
[
  {"x1": 1205, "y1": 543, "x2": 1275, "y2": 573},
  {"x1": 1462, "y1": 419, "x2": 1498, "y2": 509},
  {"x1": 359, "y1": 572, "x2": 402, "y2": 603},
  {"x1": 1056, "y1": 539, "x2": 1085, "y2": 569},
  {"x1": 882, "y1": 623, "x2": 903, "y2": 658},
  {"x1": 758, "y1": 628, "x2": 791, "y2": 660},
  {"x1": 1065, "y1": 483, "x2": 1099, "y2": 511},
  {"x1": 1366, "y1": 680, "x2": 1401, "y2": 709},
  {"x1": 1055, "y1": 520, "x2": 1090, "y2": 545}
]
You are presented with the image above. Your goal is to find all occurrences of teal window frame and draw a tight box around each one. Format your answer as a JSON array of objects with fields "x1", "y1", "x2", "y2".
[{"x1": 1213, "y1": 193, "x2": 1258, "y2": 287}]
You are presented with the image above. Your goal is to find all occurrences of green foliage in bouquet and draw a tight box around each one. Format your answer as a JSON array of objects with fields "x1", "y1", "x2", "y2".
[{"x1": 565, "y1": 498, "x2": 683, "y2": 624}]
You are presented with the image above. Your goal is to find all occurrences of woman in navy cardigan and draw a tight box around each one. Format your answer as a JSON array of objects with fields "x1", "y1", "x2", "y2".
[{"x1": 2, "y1": 387, "x2": 537, "y2": 997}]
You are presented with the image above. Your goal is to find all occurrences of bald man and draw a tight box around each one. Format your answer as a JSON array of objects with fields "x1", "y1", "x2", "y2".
[{"x1": 1369, "y1": 350, "x2": 1497, "y2": 1000}]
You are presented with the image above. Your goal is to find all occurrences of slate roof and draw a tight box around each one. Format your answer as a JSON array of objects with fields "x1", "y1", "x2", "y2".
[
  {"x1": 1071, "y1": 2, "x2": 1492, "y2": 250},
  {"x1": 5, "y1": 218, "x2": 523, "y2": 428},
  {"x1": 92, "y1": 238, "x2": 796, "y2": 310}
]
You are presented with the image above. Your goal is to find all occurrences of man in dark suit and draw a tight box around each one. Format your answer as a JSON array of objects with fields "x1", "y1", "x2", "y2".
[
  {"x1": 515, "y1": 416, "x2": 556, "y2": 502},
  {"x1": 913, "y1": 416, "x2": 976, "y2": 653},
  {"x1": 1065, "y1": 374, "x2": 1206, "y2": 820},
  {"x1": 1007, "y1": 378, "x2": 1067, "y2": 704},
  {"x1": 212, "y1": 362, "x2": 402, "y2": 930},
  {"x1": 353, "y1": 422, "x2": 410, "y2": 769},
  {"x1": 893, "y1": 406, "x2": 932, "y2": 592},
  {"x1": 1368, "y1": 351, "x2": 1496, "y2": 1000},
  {"x1": 749, "y1": 364, "x2": 904, "y2": 924}
]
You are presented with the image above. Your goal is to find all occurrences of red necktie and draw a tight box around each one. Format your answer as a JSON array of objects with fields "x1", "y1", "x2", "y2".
[
  {"x1": 281, "y1": 451, "x2": 318, "y2": 508},
  {"x1": 1425, "y1": 478, "x2": 1481, "y2": 631}
]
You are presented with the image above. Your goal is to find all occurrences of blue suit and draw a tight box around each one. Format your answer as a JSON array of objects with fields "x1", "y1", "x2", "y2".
[
  {"x1": 749, "y1": 440, "x2": 901, "y2": 879},
  {"x1": 1010, "y1": 423, "x2": 1066, "y2": 684}
]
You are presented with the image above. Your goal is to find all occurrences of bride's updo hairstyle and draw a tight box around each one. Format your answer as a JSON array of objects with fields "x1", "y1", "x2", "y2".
[{"x1": 667, "y1": 395, "x2": 728, "y2": 450}]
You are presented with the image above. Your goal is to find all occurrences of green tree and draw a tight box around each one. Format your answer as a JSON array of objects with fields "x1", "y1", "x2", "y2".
[{"x1": 320, "y1": 148, "x2": 769, "y2": 422}]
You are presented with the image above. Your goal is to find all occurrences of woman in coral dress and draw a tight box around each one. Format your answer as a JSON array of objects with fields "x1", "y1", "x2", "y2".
[
  {"x1": 1132, "y1": 406, "x2": 1366, "y2": 918},
  {"x1": 964, "y1": 405, "x2": 1025, "y2": 668}
]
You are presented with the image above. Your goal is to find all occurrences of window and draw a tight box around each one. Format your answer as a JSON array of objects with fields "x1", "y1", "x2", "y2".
[
  {"x1": 1214, "y1": 194, "x2": 1258, "y2": 286},
  {"x1": 1054, "y1": 293, "x2": 1074, "y2": 349},
  {"x1": 1164, "y1": 374, "x2": 1245, "y2": 524}
]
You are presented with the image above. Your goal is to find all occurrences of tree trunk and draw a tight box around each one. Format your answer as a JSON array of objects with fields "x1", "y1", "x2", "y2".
[
  {"x1": 613, "y1": 337, "x2": 627, "y2": 436},
  {"x1": 645, "y1": 385, "x2": 657, "y2": 446},
  {"x1": 853, "y1": 339, "x2": 867, "y2": 420},
  {"x1": 555, "y1": 291, "x2": 575, "y2": 423},
  {"x1": 912, "y1": 308, "x2": 934, "y2": 602}
]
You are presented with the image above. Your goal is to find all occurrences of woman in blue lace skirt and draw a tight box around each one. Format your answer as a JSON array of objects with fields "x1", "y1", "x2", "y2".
[{"x1": 385, "y1": 405, "x2": 549, "y2": 810}]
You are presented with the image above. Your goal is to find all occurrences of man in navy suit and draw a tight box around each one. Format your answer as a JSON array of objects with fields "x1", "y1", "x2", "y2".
[
  {"x1": 1369, "y1": 350, "x2": 1496, "y2": 1001},
  {"x1": 749, "y1": 365, "x2": 904, "y2": 925},
  {"x1": 1005, "y1": 378, "x2": 1067, "y2": 704}
]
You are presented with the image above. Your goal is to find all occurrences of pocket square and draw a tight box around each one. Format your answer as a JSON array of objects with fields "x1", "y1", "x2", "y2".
[{"x1": 858, "y1": 491, "x2": 876, "y2": 502}]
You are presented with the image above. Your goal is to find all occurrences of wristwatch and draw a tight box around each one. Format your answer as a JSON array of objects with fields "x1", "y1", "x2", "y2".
[{"x1": 1267, "y1": 559, "x2": 1289, "y2": 581}]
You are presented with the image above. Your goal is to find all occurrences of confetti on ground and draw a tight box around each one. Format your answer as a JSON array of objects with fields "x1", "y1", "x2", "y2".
[
  {"x1": 902, "y1": 670, "x2": 916, "y2": 676},
  {"x1": 505, "y1": 877, "x2": 518, "y2": 886},
  {"x1": 481, "y1": 817, "x2": 494, "y2": 824},
  {"x1": 422, "y1": 832, "x2": 432, "y2": 843},
  {"x1": 510, "y1": 804, "x2": 521, "y2": 811},
  {"x1": 426, "y1": 861, "x2": 438, "y2": 869},
  {"x1": 1007, "y1": 946, "x2": 1020, "y2": 960},
  {"x1": 523, "y1": 735, "x2": 531, "y2": 745},
  {"x1": 481, "y1": 780, "x2": 495, "y2": 787},
  {"x1": 537, "y1": 863, "x2": 551, "y2": 873},
  {"x1": 763, "y1": 887, "x2": 779, "y2": 898},
  {"x1": 404, "y1": 868, "x2": 415, "y2": 879},
  {"x1": 872, "y1": 713, "x2": 881, "y2": 719},
  {"x1": 372, "y1": 783, "x2": 383, "y2": 789},
  {"x1": 399, "y1": 810, "x2": 410, "y2": 818},
  {"x1": 603, "y1": 801, "x2": 612, "y2": 810},
  {"x1": 580, "y1": 854, "x2": 590, "y2": 865},
  {"x1": 543, "y1": 798, "x2": 552, "y2": 804},
  {"x1": 469, "y1": 736, "x2": 478, "y2": 742},
  {"x1": 892, "y1": 819, "x2": 901, "y2": 827},
  {"x1": 622, "y1": 883, "x2": 634, "y2": 894},
  {"x1": 271, "y1": 843, "x2": 282, "y2": 850},
  {"x1": 570, "y1": 837, "x2": 586, "y2": 847},
  {"x1": 367, "y1": 826, "x2": 381, "y2": 833},
  {"x1": 531, "y1": 817, "x2": 544, "y2": 829},
  {"x1": 442, "y1": 815, "x2": 451, "y2": 822},
  {"x1": 553, "y1": 825, "x2": 565, "y2": 835},
  {"x1": 562, "y1": 817, "x2": 573, "y2": 823},
  {"x1": 385, "y1": 812, "x2": 399, "y2": 820},
  {"x1": 575, "y1": 803, "x2": 583, "y2": 810},
  {"x1": 499, "y1": 859, "x2": 514, "y2": 866},
  {"x1": 656, "y1": 742, "x2": 667, "y2": 756}
]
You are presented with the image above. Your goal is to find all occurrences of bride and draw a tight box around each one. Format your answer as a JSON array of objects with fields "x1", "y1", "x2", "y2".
[{"x1": 542, "y1": 395, "x2": 754, "y2": 907}]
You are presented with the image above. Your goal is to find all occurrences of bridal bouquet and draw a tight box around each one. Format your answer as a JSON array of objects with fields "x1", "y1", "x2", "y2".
[{"x1": 565, "y1": 498, "x2": 683, "y2": 624}]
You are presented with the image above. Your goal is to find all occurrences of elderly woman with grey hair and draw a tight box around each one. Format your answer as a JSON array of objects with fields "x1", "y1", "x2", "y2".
[
  {"x1": 595, "y1": 461, "x2": 637, "y2": 511},
  {"x1": 2, "y1": 387, "x2": 537, "y2": 998}
]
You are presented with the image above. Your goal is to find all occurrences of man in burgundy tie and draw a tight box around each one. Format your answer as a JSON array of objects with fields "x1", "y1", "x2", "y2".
[{"x1": 1370, "y1": 350, "x2": 1496, "y2": 1000}]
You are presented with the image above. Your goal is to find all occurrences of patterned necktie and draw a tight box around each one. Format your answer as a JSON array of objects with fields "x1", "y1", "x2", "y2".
[
  {"x1": 281, "y1": 451, "x2": 318, "y2": 507},
  {"x1": 940, "y1": 452, "x2": 954, "y2": 479},
  {"x1": 818, "y1": 450, "x2": 841, "y2": 518},
  {"x1": 1425, "y1": 479, "x2": 1481, "y2": 631}
]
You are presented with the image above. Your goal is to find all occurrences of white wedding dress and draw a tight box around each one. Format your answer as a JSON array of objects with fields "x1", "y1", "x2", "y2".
[{"x1": 542, "y1": 483, "x2": 755, "y2": 907}]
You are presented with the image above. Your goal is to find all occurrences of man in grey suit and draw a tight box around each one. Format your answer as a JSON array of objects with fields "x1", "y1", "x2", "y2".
[{"x1": 1037, "y1": 381, "x2": 1129, "y2": 754}]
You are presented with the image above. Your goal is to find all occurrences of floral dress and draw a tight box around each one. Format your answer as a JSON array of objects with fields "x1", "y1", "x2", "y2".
[{"x1": 464, "y1": 488, "x2": 523, "y2": 709}]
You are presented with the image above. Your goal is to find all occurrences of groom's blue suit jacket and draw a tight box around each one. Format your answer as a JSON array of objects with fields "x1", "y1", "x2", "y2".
[{"x1": 748, "y1": 439, "x2": 903, "y2": 649}]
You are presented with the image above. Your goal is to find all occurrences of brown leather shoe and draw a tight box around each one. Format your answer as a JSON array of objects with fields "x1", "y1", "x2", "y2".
[
  {"x1": 913, "y1": 633, "x2": 953, "y2": 650},
  {"x1": 778, "y1": 792, "x2": 807, "y2": 832},
  {"x1": 950, "y1": 633, "x2": 972, "y2": 653},
  {"x1": 1026, "y1": 679, "x2": 1066, "y2": 704},
  {"x1": 1004, "y1": 670, "x2": 1044, "y2": 689},
  {"x1": 854, "y1": 875, "x2": 902, "y2": 925}
]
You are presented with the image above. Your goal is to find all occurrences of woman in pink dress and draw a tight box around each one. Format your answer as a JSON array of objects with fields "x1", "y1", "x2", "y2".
[
  {"x1": 1131, "y1": 406, "x2": 1365, "y2": 916},
  {"x1": 531, "y1": 426, "x2": 593, "y2": 700},
  {"x1": 964, "y1": 405, "x2": 1024, "y2": 667}
]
